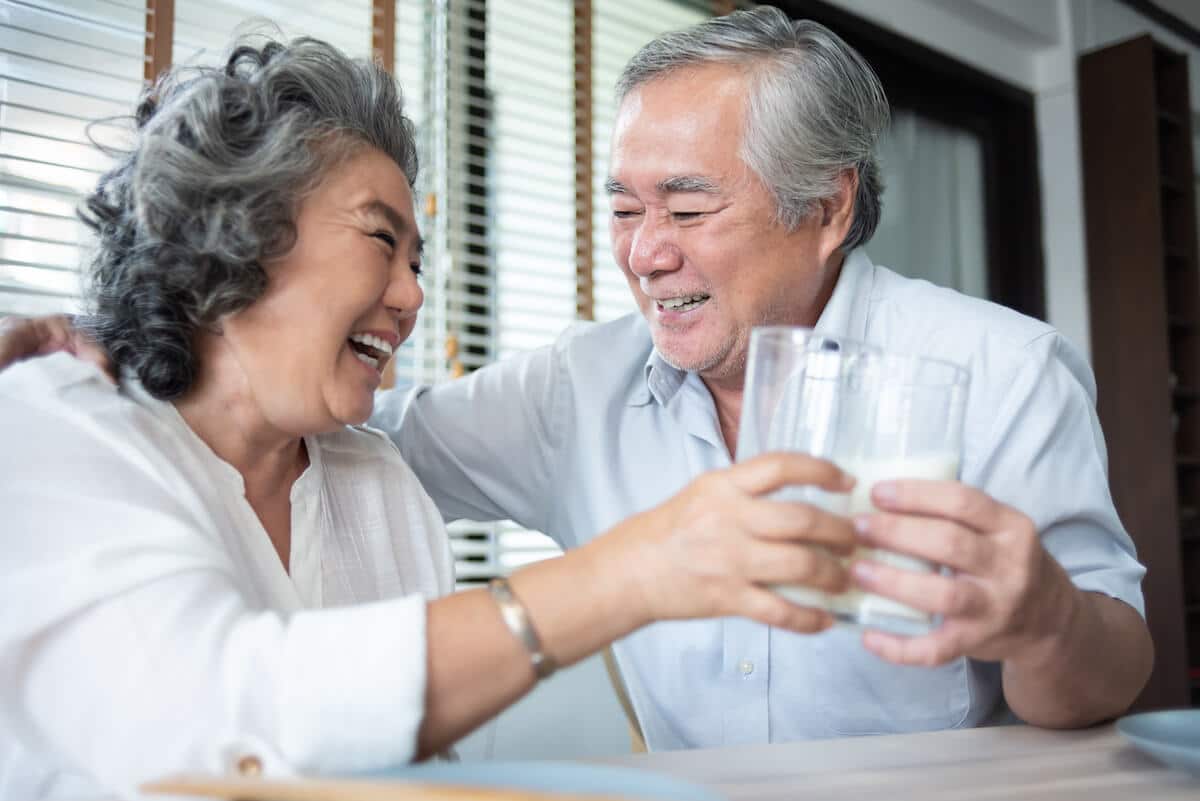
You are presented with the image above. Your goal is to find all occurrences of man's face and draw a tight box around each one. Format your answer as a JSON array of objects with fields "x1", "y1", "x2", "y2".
[{"x1": 608, "y1": 63, "x2": 841, "y2": 385}]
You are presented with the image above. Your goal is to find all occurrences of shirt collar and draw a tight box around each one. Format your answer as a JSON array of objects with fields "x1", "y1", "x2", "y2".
[
  {"x1": 629, "y1": 247, "x2": 877, "y2": 408},
  {"x1": 812, "y1": 246, "x2": 875, "y2": 342},
  {"x1": 631, "y1": 348, "x2": 686, "y2": 407}
]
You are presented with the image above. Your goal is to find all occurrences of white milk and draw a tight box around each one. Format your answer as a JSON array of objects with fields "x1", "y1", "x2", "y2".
[{"x1": 774, "y1": 453, "x2": 960, "y2": 631}]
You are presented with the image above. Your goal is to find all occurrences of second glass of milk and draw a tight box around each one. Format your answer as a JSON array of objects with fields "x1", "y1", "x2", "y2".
[{"x1": 736, "y1": 327, "x2": 970, "y2": 635}]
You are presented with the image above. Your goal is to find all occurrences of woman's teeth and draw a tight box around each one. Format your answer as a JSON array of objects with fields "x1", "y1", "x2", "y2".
[
  {"x1": 348, "y1": 332, "x2": 393, "y2": 372},
  {"x1": 349, "y1": 332, "x2": 394, "y2": 356},
  {"x1": 659, "y1": 294, "x2": 710, "y2": 311}
]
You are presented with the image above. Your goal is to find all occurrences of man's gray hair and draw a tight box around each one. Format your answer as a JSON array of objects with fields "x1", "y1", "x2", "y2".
[
  {"x1": 616, "y1": 7, "x2": 889, "y2": 251},
  {"x1": 81, "y1": 37, "x2": 418, "y2": 400}
]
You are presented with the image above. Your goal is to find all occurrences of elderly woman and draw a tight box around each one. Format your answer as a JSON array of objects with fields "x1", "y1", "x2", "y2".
[{"x1": 0, "y1": 37, "x2": 856, "y2": 799}]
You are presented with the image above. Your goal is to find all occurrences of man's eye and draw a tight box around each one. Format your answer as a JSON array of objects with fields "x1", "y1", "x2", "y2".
[
  {"x1": 371, "y1": 231, "x2": 397, "y2": 249},
  {"x1": 670, "y1": 211, "x2": 703, "y2": 221},
  {"x1": 612, "y1": 210, "x2": 642, "y2": 219},
  {"x1": 410, "y1": 263, "x2": 423, "y2": 277}
]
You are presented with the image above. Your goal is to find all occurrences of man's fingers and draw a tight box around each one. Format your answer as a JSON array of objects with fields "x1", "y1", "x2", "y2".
[
  {"x1": 857, "y1": 513, "x2": 993, "y2": 573},
  {"x1": 852, "y1": 559, "x2": 987, "y2": 618},
  {"x1": 744, "y1": 540, "x2": 849, "y2": 593},
  {"x1": 744, "y1": 499, "x2": 856, "y2": 554},
  {"x1": 730, "y1": 452, "x2": 854, "y2": 497},
  {"x1": 870, "y1": 479, "x2": 1017, "y2": 533},
  {"x1": 860, "y1": 627, "x2": 967, "y2": 667}
]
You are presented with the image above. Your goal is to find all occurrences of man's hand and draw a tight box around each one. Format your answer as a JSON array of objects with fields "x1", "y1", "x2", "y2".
[
  {"x1": 849, "y1": 479, "x2": 1078, "y2": 666},
  {"x1": 0, "y1": 315, "x2": 111, "y2": 377},
  {"x1": 849, "y1": 478, "x2": 1152, "y2": 727}
]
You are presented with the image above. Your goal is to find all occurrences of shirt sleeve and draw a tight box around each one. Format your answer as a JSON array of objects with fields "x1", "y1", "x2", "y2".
[
  {"x1": 0, "y1": 392, "x2": 429, "y2": 794},
  {"x1": 370, "y1": 341, "x2": 565, "y2": 535},
  {"x1": 967, "y1": 332, "x2": 1146, "y2": 616}
]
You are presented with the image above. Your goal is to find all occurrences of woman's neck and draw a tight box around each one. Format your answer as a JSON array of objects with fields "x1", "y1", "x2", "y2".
[{"x1": 173, "y1": 336, "x2": 308, "y2": 498}]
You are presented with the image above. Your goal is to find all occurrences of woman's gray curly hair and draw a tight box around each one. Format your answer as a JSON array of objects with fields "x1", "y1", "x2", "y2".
[{"x1": 80, "y1": 37, "x2": 419, "y2": 400}]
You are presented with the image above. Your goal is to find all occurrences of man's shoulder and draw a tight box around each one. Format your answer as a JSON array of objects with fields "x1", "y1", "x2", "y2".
[
  {"x1": 867, "y1": 265, "x2": 1064, "y2": 371},
  {"x1": 551, "y1": 312, "x2": 654, "y2": 394},
  {"x1": 553, "y1": 312, "x2": 652, "y2": 357}
]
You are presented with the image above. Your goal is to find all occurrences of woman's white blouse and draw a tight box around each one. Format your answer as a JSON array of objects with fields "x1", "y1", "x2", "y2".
[{"x1": 0, "y1": 354, "x2": 456, "y2": 799}]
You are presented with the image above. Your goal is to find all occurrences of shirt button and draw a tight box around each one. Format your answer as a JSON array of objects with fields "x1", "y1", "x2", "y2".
[
  {"x1": 739, "y1": 659, "x2": 755, "y2": 676},
  {"x1": 236, "y1": 755, "x2": 263, "y2": 776}
]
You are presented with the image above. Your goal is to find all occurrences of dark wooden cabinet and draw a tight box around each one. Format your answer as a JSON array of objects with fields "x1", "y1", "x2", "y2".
[{"x1": 1079, "y1": 34, "x2": 1199, "y2": 711}]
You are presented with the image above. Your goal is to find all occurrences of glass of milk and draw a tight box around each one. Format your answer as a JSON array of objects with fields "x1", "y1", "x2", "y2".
[{"x1": 736, "y1": 327, "x2": 970, "y2": 635}]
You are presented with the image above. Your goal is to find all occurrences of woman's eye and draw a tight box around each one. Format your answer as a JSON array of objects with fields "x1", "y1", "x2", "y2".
[
  {"x1": 371, "y1": 230, "x2": 397, "y2": 249},
  {"x1": 410, "y1": 263, "x2": 423, "y2": 277}
]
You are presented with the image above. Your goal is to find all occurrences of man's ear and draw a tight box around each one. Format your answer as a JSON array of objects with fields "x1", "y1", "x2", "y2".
[{"x1": 817, "y1": 168, "x2": 858, "y2": 262}]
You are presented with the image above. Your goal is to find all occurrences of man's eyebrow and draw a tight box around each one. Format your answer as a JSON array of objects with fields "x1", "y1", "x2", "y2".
[
  {"x1": 657, "y1": 176, "x2": 720, "y2": 194},
  {"x1": 360, "y1": 199, "x2": 424, "y2": 255},
  {"x1": 605, "y1": 178, "x2": 628, "y2": 195},
  {"x1": 605, "y1": 176, "x2": 721, "y2": 195}
]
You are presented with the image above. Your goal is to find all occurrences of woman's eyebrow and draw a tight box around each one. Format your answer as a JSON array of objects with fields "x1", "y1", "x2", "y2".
[
  {"x1": 358, "y1": 200, "x2": 424, "y2": 255},
  {"x1": 358, "y1": 199, "x2": 409, "y2": 232}
]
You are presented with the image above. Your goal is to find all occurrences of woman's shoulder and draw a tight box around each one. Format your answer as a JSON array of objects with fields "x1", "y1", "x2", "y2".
[
  {"x1": 0, "y1": 352, "x2": 119, "y2": 405},
  {"x1": 311, "y1": 423, "x2": 427, "y2": 489},
  {"x1": 0, "y1": 353, "x2": 150, "y2": 445}
]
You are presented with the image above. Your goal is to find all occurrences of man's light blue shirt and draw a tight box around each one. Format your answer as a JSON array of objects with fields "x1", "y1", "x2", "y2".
[{"x1": 371, "y1": 248, "x2": 1145, "y2": 750}]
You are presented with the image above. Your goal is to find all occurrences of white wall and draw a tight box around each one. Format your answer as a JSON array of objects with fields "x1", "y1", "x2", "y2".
[{"x1": 824, "y1": 0, "x2": 1200, "y2": 362}]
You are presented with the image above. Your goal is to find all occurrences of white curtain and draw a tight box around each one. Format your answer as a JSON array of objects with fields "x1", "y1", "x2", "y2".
[{"x1": 867, "y1": 108, "x2": 988, "y2": 299}]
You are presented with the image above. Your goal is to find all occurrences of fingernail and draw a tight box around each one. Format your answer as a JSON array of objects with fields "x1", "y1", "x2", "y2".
[
  {"x1": 853, "y1": 515, "x2": 871, "y2": 539},
  {"x1": 852, "y1": 561, "x2": 876, "y2": 586},
  {"x1": 872, "y1": 481, "x2": 898, "y2": 505}
]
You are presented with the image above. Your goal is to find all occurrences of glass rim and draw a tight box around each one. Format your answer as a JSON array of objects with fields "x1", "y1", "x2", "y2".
[{"x1": 748, "y1": 325, "x2": 970, "y2": 387}]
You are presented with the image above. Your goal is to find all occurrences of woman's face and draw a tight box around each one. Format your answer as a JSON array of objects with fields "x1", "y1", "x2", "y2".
[{"x1": 222, "y1": 145, "x2": 424, "y2": 434}]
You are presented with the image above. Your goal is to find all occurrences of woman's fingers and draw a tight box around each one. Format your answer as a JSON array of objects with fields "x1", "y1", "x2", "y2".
[
  {"x1": 729, "y1": 451, "x2": 854, "y2": 497},
  {"x1": 735, "y1": 585, "x2": 835, "y2": 633},
  {"x1": 742, "y1": 498, "x2": 856, "y2": 554},
  {"x1": 743, "y1": 539, "x2": 850, "y2": 593}
]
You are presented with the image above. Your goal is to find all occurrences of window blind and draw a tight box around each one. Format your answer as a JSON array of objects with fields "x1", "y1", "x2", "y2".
[{"x1": 0, "y1": 0, "x2": 145, "y2": 319}]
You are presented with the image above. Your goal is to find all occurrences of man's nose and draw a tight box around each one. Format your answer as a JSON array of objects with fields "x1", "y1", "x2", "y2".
[{"x1": 626, "y1": 215, "x2": 682, "y2": 277}]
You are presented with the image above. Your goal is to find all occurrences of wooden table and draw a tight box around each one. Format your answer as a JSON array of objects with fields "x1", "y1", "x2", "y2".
[{"x1": 593, "y1": 724, "x2": 1199, "y2": 800}]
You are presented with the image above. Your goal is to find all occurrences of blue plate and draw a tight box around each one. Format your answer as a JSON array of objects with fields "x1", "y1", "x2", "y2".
[
  {"x1": 362, "y1": 760, "x2": 724, "y2": 801},
  {"x1": 1116, "y1": 708, "x2": 1200, "y2": 775}
]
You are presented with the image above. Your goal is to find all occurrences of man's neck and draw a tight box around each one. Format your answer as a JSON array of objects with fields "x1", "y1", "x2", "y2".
[
  {"x1": 703, "y1": 372, "x2": 745, "y2": 459},
  {"x1": 702, "y1": 249, "x2": 848, "y2": 458}
]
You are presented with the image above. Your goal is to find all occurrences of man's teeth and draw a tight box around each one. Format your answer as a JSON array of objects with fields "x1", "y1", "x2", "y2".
[
  {"x1": 349, "y1": 332, "x2": 394, "y2": 355},
  {"x1": 354, "y1": 351, "x2": 380, "y2": 369},
  {"x1": 659, "y1": 294, "x2": 710, "y2": 311}
]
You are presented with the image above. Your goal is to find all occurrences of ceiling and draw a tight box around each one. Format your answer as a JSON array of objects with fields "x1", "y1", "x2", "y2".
[{"x1": 1149, "y1": 0, "x2": 1200, "y2": 37}]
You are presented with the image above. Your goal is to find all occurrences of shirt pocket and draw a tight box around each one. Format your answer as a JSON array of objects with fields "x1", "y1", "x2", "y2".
[{"x1": 812, "y1": 628, "x2": 971, "y2": 736}]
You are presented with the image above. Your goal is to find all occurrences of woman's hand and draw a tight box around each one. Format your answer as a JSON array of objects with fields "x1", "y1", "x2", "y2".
[
  {"x1": 595, "y1": 452, "x2": 857, "y2": 634},
  {"x1": 0, "y1": 315, "x2": 111, "y2": 377}
]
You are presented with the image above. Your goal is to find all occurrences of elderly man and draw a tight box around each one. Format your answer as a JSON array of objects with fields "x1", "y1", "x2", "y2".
[
  {"x1": 373, "y1": 7, "x2": 1151, "y2": 748},
  {"x1": 2, "y1": 8, "x2": 1151, "y2": 751}
]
